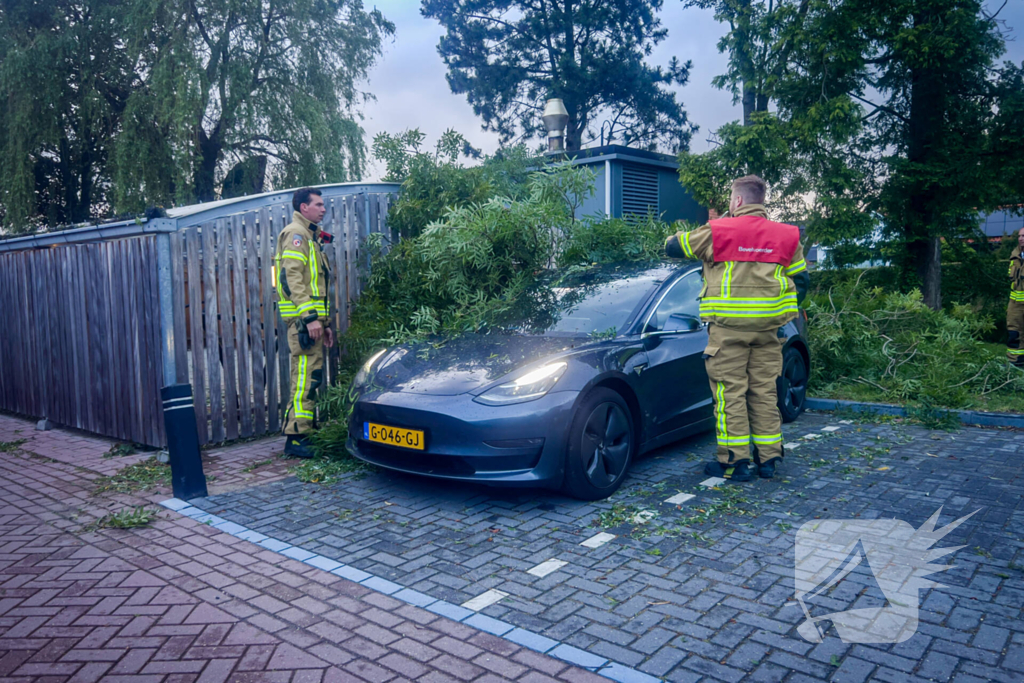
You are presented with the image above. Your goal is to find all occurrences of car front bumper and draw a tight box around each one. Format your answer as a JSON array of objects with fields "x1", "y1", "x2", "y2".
[{"x1": 345, "y1": 389, "x2": 579, "y2": 488}]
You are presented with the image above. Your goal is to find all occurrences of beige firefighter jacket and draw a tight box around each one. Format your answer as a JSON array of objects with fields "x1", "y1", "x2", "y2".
[
  {"x1": 667, "y1": 204, "x2": 808, "y2": 331},
  {"x1": 275, "y1": 212, "x2": 330, "y2": 324}
]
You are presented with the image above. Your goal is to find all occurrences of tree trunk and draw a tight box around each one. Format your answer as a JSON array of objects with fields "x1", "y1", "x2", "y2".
[
  {"x1": 566, "y1": 111, "x2": 581, "y2": 152},
  {"x1": 195, "y1": 129, "x2": 221, "y2": 203},
  {"x1": 742, "y1": 81, "x2": 755, "y2": 126},
  {"x1": 919, "y1": 236, "x2": 942, "y2": 309},
  {"x1": 905, "y1": 10, "x2": 944, "y2": 310}
]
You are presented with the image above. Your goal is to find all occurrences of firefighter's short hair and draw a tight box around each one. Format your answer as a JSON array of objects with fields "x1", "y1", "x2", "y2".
[
  {"x1": 731, "y1": 175, "x2": 766, "y2": 205},
  {"x1": 293, "y1": 187, "x2": 323, "y2": 212}
]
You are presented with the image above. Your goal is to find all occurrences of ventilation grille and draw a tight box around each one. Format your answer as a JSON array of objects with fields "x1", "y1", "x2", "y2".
[{"x1": 621, "y1": 165, "x2": 659, "y2": 219}]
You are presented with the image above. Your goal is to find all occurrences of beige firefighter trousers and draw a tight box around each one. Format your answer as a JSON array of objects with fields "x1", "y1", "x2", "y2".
[
  {"x1": 1009, "y1": 299, "x2": 1024, "y2": 363},
  {"x1": 283, "y1": 321, "x2": 325, "y2": 435},
  {"x1": 703, "y1": 323, "x2": 784, "y2": 465}
]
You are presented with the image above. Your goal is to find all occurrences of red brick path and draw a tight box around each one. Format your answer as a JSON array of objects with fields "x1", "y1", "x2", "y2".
[{"x1": 0, "y1": 415, "x2": 597, "y2": 683}]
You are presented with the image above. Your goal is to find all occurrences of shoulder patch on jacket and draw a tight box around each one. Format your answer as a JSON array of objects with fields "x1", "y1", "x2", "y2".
[{"x1": 292, "y1": 235, "x2": 304, "y2": 248}]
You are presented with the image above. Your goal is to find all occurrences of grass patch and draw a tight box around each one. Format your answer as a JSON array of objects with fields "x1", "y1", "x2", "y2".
[
  {"x1": 93, "y1": 458, "x2": 171, "y2": 495},
  {"x1": 103, "y1": 442, "x2": 138, "y2": 458},
  {"x1": 242, "y1": 458, "x2": 277, "y2": 473},
  {"x1": 290, "y1": 456, "x2": 372, "y2": 485},
  {"x1": 96, "y1": 506, "x2": 158, "y2": 528},
  {"x1": 0, "y1": 439, "x2": 26, "y2": 453}
]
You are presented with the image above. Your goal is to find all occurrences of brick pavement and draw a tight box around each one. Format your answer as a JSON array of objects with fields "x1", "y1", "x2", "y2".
[
  {"x1": 0, "y1": 415, "x2": 596, "y2": 683},
  {"x1": 190, "y1": 412, "x2": 1024, "y2": 683}
]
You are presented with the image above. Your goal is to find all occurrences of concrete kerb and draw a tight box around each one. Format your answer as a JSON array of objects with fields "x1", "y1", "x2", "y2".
[
  {"x1": 805, "y1": 397, "x2": 1024, "y2": 428},
  {"x1": 159, "y1": 497, "x2": 664, "y2": 683}
]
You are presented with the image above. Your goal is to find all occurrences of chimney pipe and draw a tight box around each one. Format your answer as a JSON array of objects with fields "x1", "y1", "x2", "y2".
[{"x1": 542, "y1": 99, "x2": 569, "y2": 152}]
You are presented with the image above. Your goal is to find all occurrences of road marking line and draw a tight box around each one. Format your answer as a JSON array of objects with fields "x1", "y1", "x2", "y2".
[
  {"x1": 821, "y1": 426, "x2": 841, "y2": 432},
  {"x1": 462, "y1": 589, "x2": 508, "y2": 611},
  {"x1": 580, "y1": 532, "x2": 616, "y2": 548},
  {"x1": 527, "y1": 559, "x2": 568, "y2": 578},
  {"x1": 699, "y1": 477, "x2": 726, "y2": 487},
  {"x1": 665, "y1": 492, "x2": 695, "y2": 505}
]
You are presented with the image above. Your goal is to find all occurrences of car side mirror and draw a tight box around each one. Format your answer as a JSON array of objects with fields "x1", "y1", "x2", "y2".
[{"x1": 663, "y1": 313, "x2": 701, "y2": 333}]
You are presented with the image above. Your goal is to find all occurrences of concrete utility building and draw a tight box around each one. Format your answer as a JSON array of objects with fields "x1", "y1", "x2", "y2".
[{"x1": 544, "y1": 145, "x2": 709, "y2": 225}]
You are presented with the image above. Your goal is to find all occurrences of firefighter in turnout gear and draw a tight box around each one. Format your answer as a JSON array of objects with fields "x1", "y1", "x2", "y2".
[
  {"x1": 665, "y1": 175, "x2": 809, "y2": 482},
  {"x1": 1008, "y1": 227, "x2": 1024, "y2": 367},
  {"x1": 276, "y1": 188, "x2": 334, "y2": 458}
]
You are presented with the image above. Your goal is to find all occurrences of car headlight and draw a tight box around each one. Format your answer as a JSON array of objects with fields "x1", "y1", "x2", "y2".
[
  {"x1": 352, "y1": 348, "x2": 388, "y2": 388},
  {"x1": 473, "y1": 362, "x2": 567, "y2": 406}
]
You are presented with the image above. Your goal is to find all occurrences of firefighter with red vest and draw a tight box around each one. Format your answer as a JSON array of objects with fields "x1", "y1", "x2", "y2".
[{"x1": 665, "y1": 175, "x2": 809, "y2": 481}]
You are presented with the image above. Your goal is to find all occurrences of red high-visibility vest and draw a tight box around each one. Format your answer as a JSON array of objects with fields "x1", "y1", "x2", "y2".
[{"x1": 709, "y1": 215, "x2": 800, "y2": 266}]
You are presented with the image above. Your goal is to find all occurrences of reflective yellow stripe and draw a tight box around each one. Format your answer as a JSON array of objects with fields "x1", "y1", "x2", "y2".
[
  {"x1": 700, "y1": 293, "x2": 799, "y2": 318},
  {"x1": 294, "y1": 355, "x2": 307, "y2": 418},
  {"x1": 700, "y1": 306, "x2": 799, "y2": 318},
  {"x1": 282, "y1": 250, "x2": 308, "y2": 263},
  {"x1": 1011, "y1": 290, "x2": 1024, "y2": 301},
  {"x1": 785, "y1": 259, "x2": 806, "y2": 275},
  {"x1": 701, "y1": 301, "x2": 798, "y2": 311},
  {"x1": 715, "y1": 382, "x2": 726, "y2": 441},
  {"x1": 309, "y1": 242, "x2": 320, "y2": 298},
  {"x1": 722, "y1": 262, "x2": 734, "y2": 298},
  {"x1": 752, "y1": 433, "x2": 783, "y2": 444},
  {"x1": 293, "y1": 355, "x2": 314, "y2": 419},
  {"x1": 682, "y1": 232, "x2": 695, "y2": 258},
  {"x1": 1009, "y1": 349, "x2": 1024, "y2": 355},
  {"x1": 774, "y1": 265, "x2": 787, "y2": 298}
]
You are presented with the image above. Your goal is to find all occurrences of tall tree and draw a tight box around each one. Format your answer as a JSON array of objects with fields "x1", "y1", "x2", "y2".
[
  {"x1": 115, "y1": 0, "x2": 395, "y2": 208},
  {"x1": 678, "y1": 0, "x2": 1023, "y2": 309},
  {"x1": 422, "y1": 0, "x2": 696, "y2": 153},
  {"x1": 0, "y1": 0, "x2": 137, "y2": 230},
  {"x1": 0, "y1": 0, "x2": 394, "y2": 231}
]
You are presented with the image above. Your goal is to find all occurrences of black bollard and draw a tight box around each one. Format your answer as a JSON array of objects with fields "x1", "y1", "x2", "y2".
[{"x1": 161, "y1": 384, "x2": 208, "y2": 500}]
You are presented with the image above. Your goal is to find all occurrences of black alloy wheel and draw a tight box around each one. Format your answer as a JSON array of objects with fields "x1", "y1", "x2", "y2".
[
  {"x1": 563, "y1": 388, "x2": 634, "y2": 500},
  {"x1": 778, "y1": 347, "x2": 808, "y2": 423}
]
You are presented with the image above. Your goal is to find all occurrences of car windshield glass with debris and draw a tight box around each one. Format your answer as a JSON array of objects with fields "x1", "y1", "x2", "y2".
[{"x1": 498, "y1": 263, "x2": 673, "y2": 338}]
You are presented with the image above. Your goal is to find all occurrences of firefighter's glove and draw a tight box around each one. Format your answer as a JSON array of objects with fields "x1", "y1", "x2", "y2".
[{"x1": 665, "y1": 234, "x2": 685, "y2": 259}]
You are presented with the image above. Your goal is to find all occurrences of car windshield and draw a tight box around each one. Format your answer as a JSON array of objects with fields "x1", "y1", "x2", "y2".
[
  {"x1": 488, "y1": 267, "x2": 663, "y2": 338},
  {"x1": 542, "y1": 275, "x2": 662, "y2": 337}
]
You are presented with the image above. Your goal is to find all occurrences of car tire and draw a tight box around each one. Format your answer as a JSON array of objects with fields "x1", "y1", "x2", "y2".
[
  {"x1": 562, "y1": 388, "x2": 635, "y2": 501},
  {"x1": 778, "y1": 346, "x2": 808, "y2": 423}
]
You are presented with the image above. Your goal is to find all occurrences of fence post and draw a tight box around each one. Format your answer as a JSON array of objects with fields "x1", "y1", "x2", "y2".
[
  {"x1": 156, "y1": 231, "x2": 176, "y2": 386},
  {"x1": 156, "y1": 228, "x2": 207, "y2": 499}
]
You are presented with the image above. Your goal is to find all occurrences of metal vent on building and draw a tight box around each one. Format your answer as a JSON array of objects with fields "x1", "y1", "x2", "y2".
[{"x1": 621, "y1": 164, "x2": 659, "y2": 219}]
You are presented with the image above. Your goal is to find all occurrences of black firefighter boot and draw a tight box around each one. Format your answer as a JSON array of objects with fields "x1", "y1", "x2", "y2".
[
  {"x1": 704, "y1": 453, "x2": 754, "y2": 483},
  {"x1": 284, "y1": 434, "x2": 316, "y2": 459}
]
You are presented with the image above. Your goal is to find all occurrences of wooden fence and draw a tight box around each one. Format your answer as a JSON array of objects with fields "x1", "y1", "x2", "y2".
[
  {"x1": 0, "y1": 237, "x2": 166, "y2": 445},
  {"x1": 170, "y1": 193, "x2": 391, "y2": 446},
  {"x1": 0, "y1": 191, "x2": 393, "y2": 447}
]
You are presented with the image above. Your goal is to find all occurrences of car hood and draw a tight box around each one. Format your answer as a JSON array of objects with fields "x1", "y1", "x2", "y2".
[{"x1": 368, "y1": 333, "x2": 585, "y2": 396}]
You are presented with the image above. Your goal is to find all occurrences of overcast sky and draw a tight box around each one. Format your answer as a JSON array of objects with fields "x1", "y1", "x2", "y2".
[{"x1": 357, "y1": 1, "x2": 1024, "y2": 182}]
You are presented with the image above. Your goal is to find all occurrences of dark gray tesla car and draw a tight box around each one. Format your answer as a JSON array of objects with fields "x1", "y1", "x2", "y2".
[{"x1": 346, "y1": 261, "x2": 810, "y2": 500}]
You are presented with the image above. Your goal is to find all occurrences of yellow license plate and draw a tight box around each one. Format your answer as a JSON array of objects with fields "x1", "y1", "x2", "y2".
[{"x1": 364, "y1": 422, "x2": 425, "y2": 450}]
